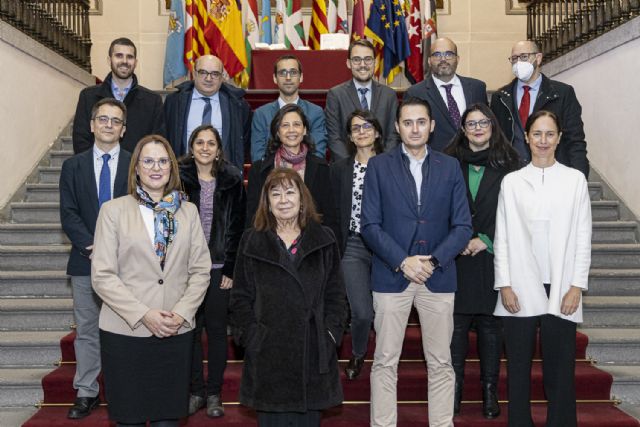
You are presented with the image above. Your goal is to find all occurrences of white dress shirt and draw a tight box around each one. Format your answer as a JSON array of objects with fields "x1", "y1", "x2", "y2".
[{"x1": 432, "y1": 74, "x2": 466, "y2": 115}]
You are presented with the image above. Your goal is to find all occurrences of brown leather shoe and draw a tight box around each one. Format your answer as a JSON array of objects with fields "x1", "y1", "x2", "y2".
[
  {"x1": 67, "y1": 396, "x2": 100, "y2": 419},
  {"x1": 345, "y1": 356, "x2": 365, "y2": 380}
]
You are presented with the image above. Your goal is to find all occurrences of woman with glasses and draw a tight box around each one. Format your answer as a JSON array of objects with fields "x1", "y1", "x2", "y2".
[
  {"x1": 246, "y1": 104, "x2": 336, "y2": 234},
  {"x1": 179, "y1": 125, "x2": 246, "y2": 418},
  {"x1": 91, "y1": 135, "x2": 211, "y2": 426},
  {"x1": 494, "y1": 110, "x2": 591, "y2": 427},
  {"x1": 444, "y1": 103, "x2": 520, "y2": 418},
  {"x1": 329, "y1": 110, "x2": 384, "y2": 380}
]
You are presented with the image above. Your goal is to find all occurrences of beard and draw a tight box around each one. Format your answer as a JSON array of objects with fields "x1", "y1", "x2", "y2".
[{"x1": 111, "y1": 62, "x2": 133, "y2": 79}]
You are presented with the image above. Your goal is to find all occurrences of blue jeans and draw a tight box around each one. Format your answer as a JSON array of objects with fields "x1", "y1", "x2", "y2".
[{"x1": 341, "y1": 233, "x2": 373, "y2": 358}]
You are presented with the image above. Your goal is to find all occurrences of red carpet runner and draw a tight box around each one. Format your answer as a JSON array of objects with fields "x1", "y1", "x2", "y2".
[{"x1": 24, "y1": 326, "x2": 640, "y2": 426}]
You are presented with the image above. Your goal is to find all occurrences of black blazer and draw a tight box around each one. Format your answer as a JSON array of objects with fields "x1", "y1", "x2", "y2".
[
  {"x1": 59, "y1": 148, "x2": 131, "y2": 276},
  {"x1": 329, "y1": 155, "x2": 356, "y2": 254},
  {"x1": 246, "y1": 152, "x2": 338, "y2": 237},
  {"x1": 404, "y1": 75, "x2": 488, "y2": 152}
]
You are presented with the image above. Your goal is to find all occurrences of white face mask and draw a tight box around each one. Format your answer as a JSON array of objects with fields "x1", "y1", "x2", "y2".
[{"x1": 512, "y1": 61, "x2": 535, "y2": 82}]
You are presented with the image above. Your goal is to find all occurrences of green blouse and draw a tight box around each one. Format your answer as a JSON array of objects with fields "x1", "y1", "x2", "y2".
[{"x1": 468, "y1": 164, "x2": 493, "y2": 254}]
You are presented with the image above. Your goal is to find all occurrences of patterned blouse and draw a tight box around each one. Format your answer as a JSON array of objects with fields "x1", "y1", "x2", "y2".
[
  {"x1": 349, "y1": 161, "x2": 368, "y2": 233},
  {"x1": 198, "y1": 178, "x2": 216, "y2": 244}
]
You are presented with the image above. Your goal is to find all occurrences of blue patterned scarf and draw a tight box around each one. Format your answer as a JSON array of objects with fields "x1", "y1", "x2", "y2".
[{"x1": 136, "y1": 186, "x2": 187, "y2": 269}]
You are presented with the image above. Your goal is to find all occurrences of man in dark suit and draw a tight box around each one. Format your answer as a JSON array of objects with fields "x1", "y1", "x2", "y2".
[
  {"x1": 164, "y1": 55, "x2": 251, "y2": 170},
  {"x1": 325, "y1": 40, "x2": 400, "y2": 161},
  {"x1": 490, "y1": 40, "x2": 589, "y2": 177},
  {"x1": 361, "y1": 98, "x2": 472, "y2": 427},
  {"x1": 404, "y1": 37, "x2": 488, "y2": 152},
  {"x1": 251, "y1": 54, "x2": 327, "y2": 161},
  {"x1": 60, "y1": 98, "x2": 131, "y2": 419},
  {"x1": 72, "y1": 37, "x2": 165, "y2": 154}
]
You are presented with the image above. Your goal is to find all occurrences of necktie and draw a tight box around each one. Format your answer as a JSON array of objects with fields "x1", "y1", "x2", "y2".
[
  {"x1": 442, "y1": 84, "x2": 461, "y2": 128},
  {"x1": 357, "y1": 87, "x2": 369, "y2": 110},
  {"x1": 202, "y1": 97, "x2": 212, "y2": 125},
  {"x1": 519, "y1": 85, "x2": 531, "y2": 128},
  {"x1": 98, "y1": 154, "x2": 111, "y2": 208}
]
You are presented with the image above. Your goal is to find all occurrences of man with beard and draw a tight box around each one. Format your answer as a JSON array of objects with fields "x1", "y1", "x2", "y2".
[
  {"x1": 72, "y1": 38, "x2": 165, "y2": 154},
  {"x1": 404, "y1": 37, "x2": 487, "y2": 152},
  {"x1": 325, "y1": 40, "x2": 400, "y2": 161},
  {"x1": 490, "y1": 40, "x2": 589, "y2": 177},
  {"x1": 164, "y1": 55, "x2": 251, "y2": 170},
  {"x1": 250, "y1": 55, "x2": 327, "y2": 161}
]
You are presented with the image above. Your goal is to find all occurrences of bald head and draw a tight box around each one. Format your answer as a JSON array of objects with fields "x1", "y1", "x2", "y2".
[
  {"x1": 428, "y1": 37, "x2": 459, "y2": 82},
  {"x1": 430, "y1": 37, "x2": 458, "y2": 55},
  {"x1": 511, "y1": 40, "x2": 540, "y2": 56},
  {"x1": 194, "y1": 55, "x2": 224, "y2": 96}
]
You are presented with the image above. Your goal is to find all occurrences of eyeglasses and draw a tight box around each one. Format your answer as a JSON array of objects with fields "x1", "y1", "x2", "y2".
[
  {"x1": 195, "y1": 69, "x2": 223, "y2": 79},
  {"x1": 350, "y1": 122, "x2": 374, "y2": 133},
  {"x1": 508, "y1": 53, "x2": 538, "y2": 64},
  {"x1": 464, "y1": 119, "x2": 491, "y2": 130},
  {"x1": 431, "y1": 51, "x2": 457, "y2": 60},
  {"x1": 94, "y1": 115, "x2": 124, "y2": 126},
  {"x1": 139, "y1": 157, "x2": 171, "y2": 170},
  {"x1": 350, "y1": 56, "x2": 374, "y2": 66},
  {"x1": 276, "y1": 69, "x2": 300, "y2": 78}
]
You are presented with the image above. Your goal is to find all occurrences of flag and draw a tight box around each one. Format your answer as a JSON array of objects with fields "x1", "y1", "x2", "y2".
[
  {"x1": 350, "y1": 0, "x2": 365, "y2": 41},
  {"x1": 308, "y1": 0, "x2": 329, "y2": 49},
  {"x1": 241, "y1": 0, "x2": 259, "y2": 87},
  {"x1": 404, "y1": 0, "x2": 423, "y2": 83},
  {"x1": 364, "y1": 0, "x2": 411, "y2": 82},
  {"x1": 274, "y1": 0, "x2": 285, "y2": 44},
  {"x1": 260, "y1": 0, "x2": 272, "y2": 44},
  {"x1": 327, "y1": 0, "x2": 348, "y2": 33},
  {"x1": 285, "y1": 0, "x2": 306, "y2": 48},
  {"x1": 204, "y1": 0, "x2": 249, "y2": 78},
  {"x1": 163, "y1": 0, "x2": 188, "y2": 87},
  {"x1": 423, "y1": 0, "x2": 437, "y2": 78},
  {"x1": 185, "y1": 0, "x2": 212, "y2": 71}
]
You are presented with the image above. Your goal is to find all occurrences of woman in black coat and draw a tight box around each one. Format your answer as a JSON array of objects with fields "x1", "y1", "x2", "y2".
[
  {"x1": 231, "y1": 168, "x2": 347, "y2": 426},
  {"x1": 179, "y1": 125, "x2": 246, "y2": 418},
  {"x1": 246, "y1": 104, "x2": 336, "y2": 234},
  {"x1": 444, "y1": 103, "x2": 520, "y2": 419}
]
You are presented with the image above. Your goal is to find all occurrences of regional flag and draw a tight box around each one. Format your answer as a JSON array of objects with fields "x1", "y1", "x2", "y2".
[
  {"x1": 350, "y1": 0, "x2": 365, "y2": 41},
  {"x1": 308, "y1": 0, "x2": 329, "y2": 49},
  {"x1": 404, "y1": 0, "x2": 423, "y2": 83},
  {"x1": 274, "y1": 0, "x2": 285, "y2": 44},
  {"x1": 204, "y1": 0, "x2": 249, "y2": 78},
  {"x1": 365, "y1": 0, "x2": 411, "y2": 81},
  {"x1": 328, "y1": 0, "x2": 348, "y2": 34},
  {"x1": 185, "y1": 0, "x2": 212, "y2": 70},
  {"x1": 163, "y1": 0, "x2": 188, "y2": 87},
  {"x1": 423, "y1": 0, "x2": 438, "y2": 78},
  {"x1": 260, "y1": 0, "x2": 272, "y2": 44},
  {"x1": 285, "y1": 0, "x2": 306, "y2": 48}
]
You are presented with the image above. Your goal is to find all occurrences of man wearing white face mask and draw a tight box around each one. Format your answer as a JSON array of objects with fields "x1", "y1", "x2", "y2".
[{"x1": 490, "y1": 40, "x2": 589, "y2": 177}]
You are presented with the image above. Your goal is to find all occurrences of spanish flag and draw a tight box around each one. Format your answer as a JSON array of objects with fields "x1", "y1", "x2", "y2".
[
  {"x1": 204, "y1": 0, "x2": 248, "y2": 78},
  {"x1": 308, "y1": 0, "x2": 329, "y2": 50}
]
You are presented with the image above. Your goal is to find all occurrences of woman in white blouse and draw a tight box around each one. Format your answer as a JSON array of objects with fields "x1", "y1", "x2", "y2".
[{"x1": 493, "y1": 111, "x2": 592, "y2": 427}]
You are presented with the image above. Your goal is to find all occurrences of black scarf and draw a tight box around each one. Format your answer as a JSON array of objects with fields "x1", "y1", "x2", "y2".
[{"x1": 460, "y1": 146, "x2": 490, "y2": 167}]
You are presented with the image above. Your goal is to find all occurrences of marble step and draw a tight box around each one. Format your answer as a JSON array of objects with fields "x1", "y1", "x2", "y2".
[
  {"x1": 0, "y1": 331, "x2": 65, "y2": 367},
  {"x1": 0, "y1": 245, "x2": 70, "y2": 271},
  {"x1": 0, "y1": 271, "x2": 71, "y2": 298},
  {"x1": 588, "y1": 269, "x2": 640, "y2": 296},
  {"x1": 10, "y1": 203, "x2": 60, "y2": 224},
  {"x1": 0, "y1": 224, "x2": 67, "y2": 245},
  {"x1": 0, "y1": 299, "x2": 73, "y2": 331}
]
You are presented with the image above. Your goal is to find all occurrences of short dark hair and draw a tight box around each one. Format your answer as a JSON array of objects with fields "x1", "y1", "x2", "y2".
[
  {"x1": 108, "y1": 37, "x2": 137, "y2": 57},
  {"x1": 444, "y1": 103, "x2": 520, "y2": 171},
  {"x1": 253, "y1": 168, "x2": 321, "y2": 231},
  {"x1": 267, "y1": 104, "x2": 316, "y2": 155},
  {"x1": 184, "y1": 125, "x2": 225, "y2": 176},
  {"x1": 90, "y1": 98, "x2": 127, "y2": 124},
  {"x1": 346, "y1": 110, "x2": 385, "y2": 155},
  {"x1": 348, "y1": 39, "x2": 375, "y2": 58},
  {"x1": 525, "y1": 110, "x2": 562, "y2": 134},
  {"x1": 128, "y1": 135, "x2": 181, "y2": 198},
  {"x1": 273, "y1": 55, "x2": 303, "y2": 76},
  {"x1": 396, "y1": 97, "x2": 432, "y2": 123}
]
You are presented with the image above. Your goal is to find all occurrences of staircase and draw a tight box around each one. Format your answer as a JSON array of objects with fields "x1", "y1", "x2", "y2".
[{"x1": 1, "y1": 123, "x2": 640, "y2": 425}]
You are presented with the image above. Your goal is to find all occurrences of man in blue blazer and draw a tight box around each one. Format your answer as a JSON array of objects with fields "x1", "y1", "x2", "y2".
[
  {"x1": 404, "y1": 37, "x2": 487, "y2": 152},
  {"x1": 250, "y1": 55, "x2": 327, "y2": 161},
  {"x1": 59, "y1": 98, "x2": 131, "y2": 419},
  {"x1": 361, "y1": 97, "x2": 472, "y2": 427}
]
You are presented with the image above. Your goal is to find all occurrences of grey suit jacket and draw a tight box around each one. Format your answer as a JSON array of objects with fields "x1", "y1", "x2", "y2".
[
  {"x1": 404, "y1": 75, "x2": 488, "y2": 152},
  {"x1": 325, "y1": 79, "x2": 400, "y2": 161},
  {"x1": 91, "y1": 195, "x2": 211, "y2": 337}
]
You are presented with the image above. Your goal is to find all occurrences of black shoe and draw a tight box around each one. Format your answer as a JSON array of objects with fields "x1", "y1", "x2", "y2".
[
  {"x1": 345, "y1": 356, "x2": 365, "y2": 380},
  {"x1": 188, "y1": 394, "x2": 206, "y2": 415},
  {"x1": 453, "y1": 380, "x2": 463, "y2": 415},
  {"x1": 482, "y1": 382, "x2": 501, "y2": 419},
  {"x1": 67, "y1": 396, "x2": 100, "y2": 419},
  {"x1": 207, "y1": 394, "x2": 224, "y2": 418}
]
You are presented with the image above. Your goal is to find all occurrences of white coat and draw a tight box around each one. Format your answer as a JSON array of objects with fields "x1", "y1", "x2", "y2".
[{"x1": 493, "y1": 162, "x2": 592, "y2": 323}]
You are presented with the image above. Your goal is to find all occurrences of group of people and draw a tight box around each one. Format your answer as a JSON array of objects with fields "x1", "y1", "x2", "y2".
[{"x1": 58, "y1": 34, "x2": 591, "y2": 427}]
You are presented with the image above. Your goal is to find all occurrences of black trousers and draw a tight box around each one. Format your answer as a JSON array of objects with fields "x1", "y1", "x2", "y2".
[
  {"x1": 190, "y1": 269, "x2": 230, "y2": 396},
  {"x1": 451, "y1": 313, "x2": 502, "y2": 386},
  {"x1": 502, "y1": 314, "x2": 577, "y2": 427},
  {"x1": 257, "y1": 410, "x2": 322, "y2": 427}
]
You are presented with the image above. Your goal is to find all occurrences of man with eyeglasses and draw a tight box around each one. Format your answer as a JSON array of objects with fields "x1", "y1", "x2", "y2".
[
  {"x1": 404, "y1": 37, "x2": 488, "y2": 152},
  {"x1": 60, "y1": 98, "x2": 132, "y2": 420},
  {"x1": 73, "y1": 37, "x2": 165, "y2": 154},
  {"x1": 490, "y1": 40, "x2": 589, "y2": 177},
  {"x1": 164, "y1": 55, "x2": 251, "y2": 170},
  {"x1": 325, "y1": 39, "x2": 400, "y2": 161},
  {"x1": 250, "y1": 55, "x2": 327, "y2": 161}
]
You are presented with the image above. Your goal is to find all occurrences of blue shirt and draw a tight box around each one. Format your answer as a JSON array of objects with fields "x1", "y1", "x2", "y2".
[
  {"x1": 93, "y1": 144, "x2": 121, "y2": 199},
  {"x1": 111, "y1": 80, "x2": 132, "y2": 102},
  {"x1": 186, "y1": 89, "x2": 222, "y2": 153},
  {"x1": 516, "y1": 74, "x2": 542, "y2": 117}
]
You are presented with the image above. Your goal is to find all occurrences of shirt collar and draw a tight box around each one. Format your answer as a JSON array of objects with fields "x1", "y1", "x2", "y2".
[
  {"x1": 192, "y1": 87, "x2": 220, "y2": 102},
  {"x1": 93, "y1": 143, "x2": 121, "y2": 160},
  {"x1": 517, "y1": 73, "x2": 542, "y2": 91},
  {"x1": 432, "y1": 74, "x2": 461, "y2": 88},
  {"x1": 111, "y1": 80, "x2": 132, "y2": 96},
  {"x1": 401, "y1": 143, "x2": 428, "y2": 162},
  {"x1": 278, "y1": 96, "x2": 300, "y2": 108},
  {"x1": 353, "y1": 79, "x2": 372, "y2": 92}
]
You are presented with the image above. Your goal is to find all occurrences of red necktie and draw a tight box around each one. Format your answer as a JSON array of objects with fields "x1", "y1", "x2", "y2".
[{"x1": 518, "y1": 85, "x2": 531, "y2": 128}]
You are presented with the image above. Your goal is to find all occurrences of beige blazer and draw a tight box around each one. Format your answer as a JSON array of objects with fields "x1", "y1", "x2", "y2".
[{"x1": 91, "y1": 194, "x2": 211, "y2": 337}]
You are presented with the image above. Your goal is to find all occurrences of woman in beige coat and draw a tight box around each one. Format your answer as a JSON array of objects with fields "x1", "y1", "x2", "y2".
[{"x1": 91, "y1": 135, "x2": 211, "y2": 427}]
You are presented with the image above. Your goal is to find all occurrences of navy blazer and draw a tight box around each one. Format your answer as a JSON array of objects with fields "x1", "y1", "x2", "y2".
[
  {"x1": 360, "y1": 145, "x2": 472, "y2": 293},
  {"x1": 404, "y1": 75, "x2": 488, "y2": 152},
  {"x1": 250, "y1": 99, "x2": 327, "y2": 161},
  {"x1": 59, "y1": 148, "x2": 131, "y2": 276}
]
